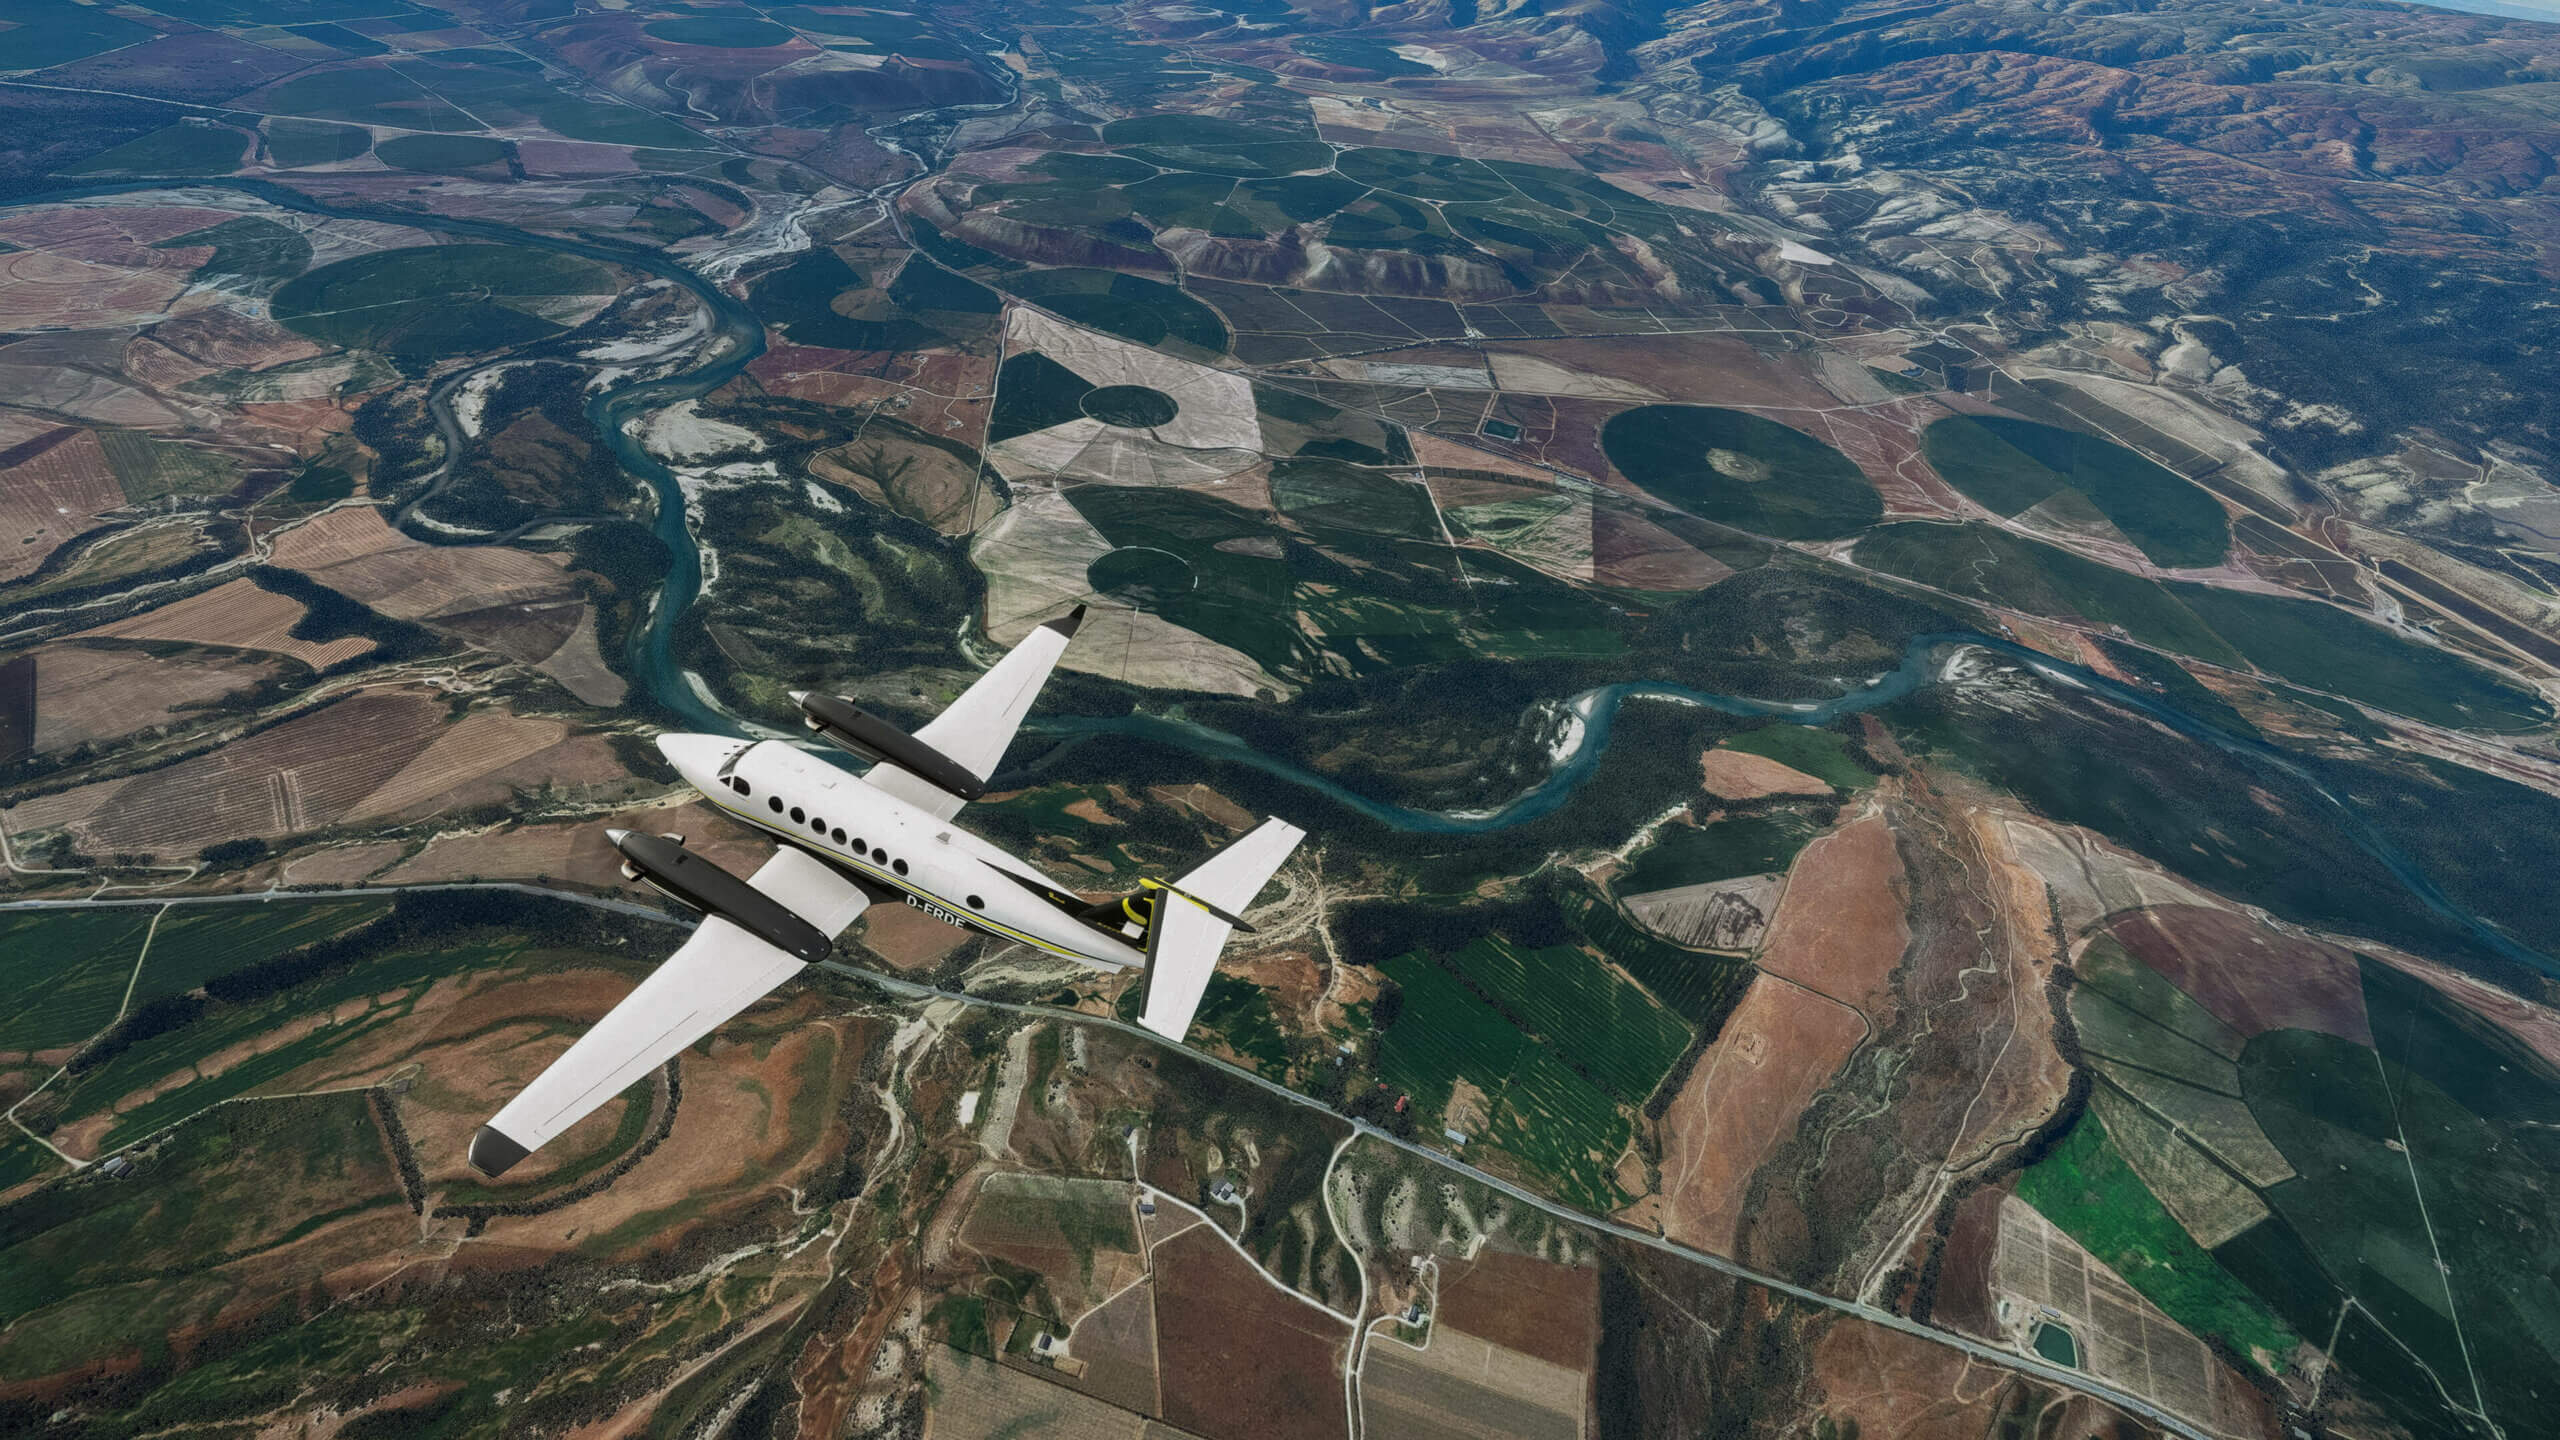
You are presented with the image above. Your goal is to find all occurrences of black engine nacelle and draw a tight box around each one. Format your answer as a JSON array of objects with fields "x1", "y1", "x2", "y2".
[
  {"x1": 793, "y1": 692, "x2": 986, "y2": 801},
  {"x1": 606, "y1": 829, "x2": 832, "y2": 963}
]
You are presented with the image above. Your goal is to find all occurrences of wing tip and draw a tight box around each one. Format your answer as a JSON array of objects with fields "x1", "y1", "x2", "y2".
[
  {"x1": 468, "y1": 1124, "x2": 531, "y2": 1178},
  {"x1": 1043, "y1": 603, "x2": 1089, "y2": 639}
]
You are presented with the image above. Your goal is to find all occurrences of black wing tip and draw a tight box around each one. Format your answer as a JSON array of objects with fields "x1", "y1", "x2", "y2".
[
  {"x1": 468, "y1": 1124, "x2": 531, "y2": 1178},
  {"x1": 1043, "y1": 603, "x2": 1089, "y2": 638}
]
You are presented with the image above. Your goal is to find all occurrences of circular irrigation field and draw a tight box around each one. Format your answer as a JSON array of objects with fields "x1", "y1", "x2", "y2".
[
  {"x1": 1081, "y1": 384, "x2": 1179, "y2": 428},
  {"x1": 1601, "y1": 404, "x2": 1881, "y2": 540}
]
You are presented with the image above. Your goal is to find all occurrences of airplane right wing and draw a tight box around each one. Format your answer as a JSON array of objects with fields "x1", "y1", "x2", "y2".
[
  {"x1": 861, "y1": 604, "x2": 1085, "y2": 821},
  {"x1": 468, "y1": 847, "x2": 872, "y2": 1177}
]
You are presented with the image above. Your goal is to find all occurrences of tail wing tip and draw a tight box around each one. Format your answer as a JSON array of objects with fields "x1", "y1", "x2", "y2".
[{"x1": 468, "y1": 1124, "x2": 531, "y2": 1178}]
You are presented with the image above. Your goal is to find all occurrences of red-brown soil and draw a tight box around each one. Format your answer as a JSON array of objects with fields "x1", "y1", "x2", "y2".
[
  {"x1": 72, "y1": 688, "x2": 443, "y2": 854},
  {"x1": 1929, "y1": 1182, "x2": 2010, "y2": 1340},
  {"x1": 0, "y1": 428, "x2": 128, "y2": 582},
  {"x1": 1754, "y1": 812, "x2": 1909, "y2": 1016},
  {"x1": 1655, "y1": 975, "x2": 1868, "y2": 1255},
  {"x1": 1432, "y1": 1249, "x2": 1598, "y2": 1371},
  {"x1": 21, "y1": 642, "x2": 276, "y2": 752},
  {"x1": 1151, "y1": 1223, "x2": 1349, "y2": 1440},
  {"x1": 1697, "y1": 747, "x2": 1832, "y2": 801},
  {"x1": 77, "y1": 577, "x2": 375, "y2": 670},
  {"x1": 1808, "y1": 1314, "x2": 2155, "y2": 1440},
  {"x1": 1590, "y1": 507, "x2": 1731, "y2": 590},
  {"x1": 2106, "y1": 905, "x2": 2372, "y2": 1044}
]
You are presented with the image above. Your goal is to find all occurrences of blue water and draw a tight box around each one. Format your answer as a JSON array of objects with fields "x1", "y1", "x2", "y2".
[{"x1": 23, "y1": 179, "x2": 2544, "y2": 976}]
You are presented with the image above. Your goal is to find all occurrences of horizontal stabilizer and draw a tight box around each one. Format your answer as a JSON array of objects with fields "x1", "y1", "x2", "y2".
[{"x1": 1137, "y1": 817, "x2": 1305, "y2": 1043}]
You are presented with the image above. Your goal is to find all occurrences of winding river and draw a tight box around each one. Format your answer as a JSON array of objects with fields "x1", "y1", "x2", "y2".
[{"x1": 14, "y1": 168, "x2": 2552, "y2": 977}]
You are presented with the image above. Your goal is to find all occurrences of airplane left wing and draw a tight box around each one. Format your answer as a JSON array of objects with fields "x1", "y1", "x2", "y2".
[
  {"x1": 862, "y1": 604, "x2": 1086, "y2": 821},
  {"x1": 468, "y1": 847, "x2": 873, "y2": 1177}
]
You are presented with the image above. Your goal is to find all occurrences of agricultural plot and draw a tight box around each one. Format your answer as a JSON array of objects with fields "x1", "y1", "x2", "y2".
[
  {"x1": 1559, "y1": 887, "x2": 1753, "y2": 1028},
  {"x1": 77, "y1": 576, "x2": 374, "y2": 670},
  {"x1": 1439, "y1": 936, "x2": 1690, "y2": 1106},
  {"x1": 263, "y1": 118, "x2": 372, "y2": 167},
  {"x1": 1923, "y1": 416, "x2": 2229, "y2": 569},
  {"x1": 1854, "y1": 522, "x2": 2241, "y2": 664},
  {"x1": 1717, "y1": 725, "x2": 1873, "y2": 791},
  {"x1": 1603, "y1": 406, "x2": 1882, "y2": 540},
  {"x1": 1375, "y1": 947, "x2": 1643, "y2": 1211},
  {"x1": 133, "y1": 898, "x2": 390, "y2": 1006},
  {"x1": 2026, "y1": 919, "x2": 2560, "y2": 1432},
  {"x1": 232, "y1": 64, "x2": 484, "y2": 131},
  {"x1": 1616, "y1": 813, "x2": 1814, "y2": 896},
  {"x1": 375, "y1": 133, "x2": 511, "y2": 174},
  {"x1": 270, "y1": 245, "x2": 620, "y2": 363},
  {"x1": 1150, "y1": 1222, "x2": 1349, "y2": 1440},
  {"x1": 0, "y1": 1092, "x2": 409, "y2": 1384},
  {"x1": 68, "y1": 124, "x2": 252, "y2": 177},
  {"x1": 0, "y1": 908, "x2": 155, "y2": 1053},
  {"x1": 0, "y1": 427, "x2": 127, "y2": 583}
]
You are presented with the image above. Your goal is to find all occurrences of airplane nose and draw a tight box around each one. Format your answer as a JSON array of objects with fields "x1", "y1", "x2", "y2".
[{"x1": 656, "y1": 733, "x2": 743, "y2": 787}]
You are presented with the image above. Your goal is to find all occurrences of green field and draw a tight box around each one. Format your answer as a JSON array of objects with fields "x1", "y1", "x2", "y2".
[
  {"x1": 2171, "y1": 583, "x2": 2552, "y2": 732},
  {"x1": 1923, "y1": 416, "x2": 2229, "y2": 569},
  {"x1": 1603, "y1": 406, "x2": 1882, "y2": 540},
  {"x1": 1269, "y1": 458, "x2": 1437, "y2": 539},
  {"x1": 270, "y1": 244, "x2": 619, "y2": 362},
  {"x1": 1560, "y1": 888, "x2": 1753, "y2": 1028},
  {"x1": 3, "y1": 0, "x2": 158, "y2": 68},
  {"x1": 1855, "y1": 521, "x2": 2243, "y2": 663},
  {"x1": 538, "y1": 99, "x2": 700, "y2": 148},
  {"x1": 1718, "y1": 725, "x2": 1874, "y2": 791},
  {"x1": 1616, "y1": 813, "x2": 1815, "y2": 895},
  {"x1": 1294, "y1": 35, "x2": 1436, "y2": 76},
  {"x1": 0, "y1": 1093, "x2": 405, "y2": 1383},
  {"x1": 0, "y1": 910, "x2": 155, "y2": 1053},
  {"x1": 70, "y1": 124, "x2": 250, "y2": 177},
  {"x1": 264, "y1": 118, "x2": 372, "y2": 168},
  {"x1": 1334, "y1": 147, "x2": 1512, "y2": 203},
  {"x1": 1007, "y1": 269, "x2": 1228, "y2": 353},
  {"x1": 133, "y1": 899, "x2": 390, "y2": 1006},
  {"x1": 238, "y1": 67, "x2": 483, "y2": 132},
  {"x1": 643, "y1": 15, "x2": 796, "y2": 46},
  {"x1": 1067, "y1": 485, "x2": 1299, "y2": 672},
  {"x1": 1372, "y1": 928, "x2": 1687, "y2": 1211},
  {"x1": 152, "y1": 216, "x2": 311, "y2": 285},
  {"x1": 1102, "y1": 114, "x2": 1330, "y2": 179},
  {"x1": 2015, "y1": 1109, "x2": 2301, "y2": 1362},
  {"x1": 1439, "y1": 936, "x2": 1690, "y2": 1105},
  {"x1": 375, "y1": 133, "x2": 512, "y2": 173},
  {"x1": 97, "y1": 431, "x2": 240, "y2": 502}
]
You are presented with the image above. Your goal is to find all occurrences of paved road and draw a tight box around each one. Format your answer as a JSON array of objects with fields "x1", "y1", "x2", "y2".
[{"x1": 1, "y1": 882, "x2": 2222, "y2": 1440}]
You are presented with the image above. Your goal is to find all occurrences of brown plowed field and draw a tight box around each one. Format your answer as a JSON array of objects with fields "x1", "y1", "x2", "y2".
[
  {"x1": 78, "y1": 690, "x2": 443, "y2": 853},
  {"x1": 2105, "y1": 905, "x2": 2371, "y2": 1044},
  {"x1": 1432, "y1": 1249, "x2": 1597, "y2": 1371},
  {"x1": 1807, "y1": 1315, "x2": 2143, "y2": 1440},
  {"x1": 0, "y1": 250, "x2": 191, "y2": 330},
  {"x1": 1056, "y1": 1279, "x2": 1159, "y2": 1416},
  {"x1": 146, "y1": 305, "x2": 322, "y2": 369},
  {"x1": 0, "y1": 428, "x2": 131, "y2": 582},
  {"x1": 1697, "y1": 748, "x2": 1830, "y2": 801},
  {"x1": 378, "y1": 800, "x2": 762, "y2": 888},
  {"x1": 1655, "y1": 975, "x2": 1867, "y2": 1256},
  {"x1": 1929, "y1": 1183, "x2": 2008, "y2": 1339},
  {"x1": 77, "y1": 577, "x2": 375, "y2": 670},
  {"x1": 24, "y1": 643, "x2": 275, "y2": 752},
  {"x1": 268, "y1": 506, "x2": 572, "y2": 621},
  {"x1": 1589, "y1": 508, "x2": 1730, "y2": 590},
  {"x1": 1753, "y1": 812, "x2": 1909, "y2": 1016},
  {"x1": 344, "y1": 709, "x2": 570, "y2": 821},
  {"x1": 1150, "y1": 1223, "x2": 1349, "y2": 1440}
]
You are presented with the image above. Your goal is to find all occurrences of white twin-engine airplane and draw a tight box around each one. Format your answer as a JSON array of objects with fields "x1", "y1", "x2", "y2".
[{"x1": 468, "y1": 605, "x2": 1305, "y2": 1177}]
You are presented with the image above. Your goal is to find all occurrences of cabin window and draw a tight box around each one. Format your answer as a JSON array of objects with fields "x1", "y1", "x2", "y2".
[
  {"x1": 892, "y1": 858, "x2": 909, "y2": 876},
  {"x1": 768, "y1": 797, "x2": 783, "y2": 814},
  {"x1": 832, "y1": 827, "x2": 846, "y2": 843},
  {"x1": 810, "y1": 815, "x2": 825, "y2": 833},
  {"x1": 790, "y1": 806, "x2": 805, "y2": 823},
  {"x1": 731, "y1": 777, "x2": 750, "y2": 797},
  {"x1": 872, "y1": 846, "x2": 886, "y2": 862},
  {"x1": 967, "y1": 895, "x2": 983, "y2": 909}
]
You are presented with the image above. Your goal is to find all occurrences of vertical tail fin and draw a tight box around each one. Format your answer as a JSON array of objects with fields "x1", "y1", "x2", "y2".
[{"x1": 1136, "y1": 817, "x2": 1306, "y2": 1042}]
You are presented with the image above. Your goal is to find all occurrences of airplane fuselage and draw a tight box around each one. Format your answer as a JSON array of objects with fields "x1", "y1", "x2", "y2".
[{"x1": 658, "y1": 734, "x2": 1148, "y2": 971}]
